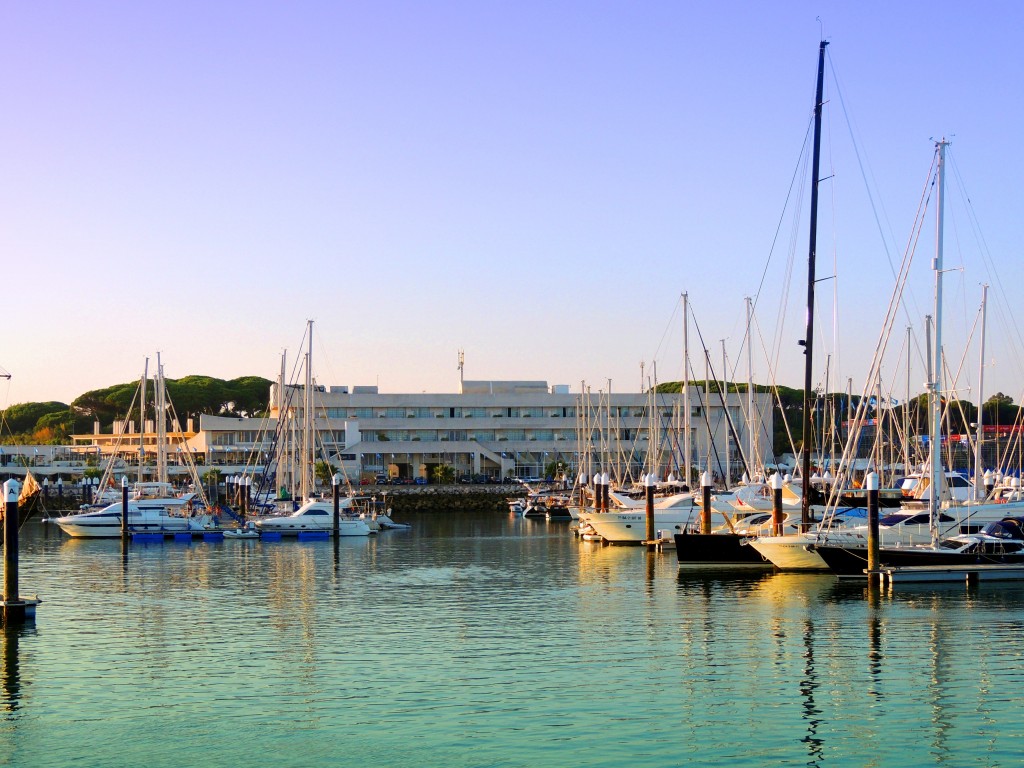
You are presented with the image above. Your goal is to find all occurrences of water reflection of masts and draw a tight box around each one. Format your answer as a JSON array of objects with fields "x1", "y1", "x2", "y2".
[
  {"x1": 800, "y1": 618, "x2": 824, "y2": 765},
  {"x1": 927, "y1": 614, "x2": 951, "y2": 758},
  {"x1": 867, "y1": 587, "x2": 883, "y2": 700}
]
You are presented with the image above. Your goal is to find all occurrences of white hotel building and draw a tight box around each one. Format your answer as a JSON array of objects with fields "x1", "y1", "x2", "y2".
[
  {"x1": 195, "y1": 380, "x2": 773, "y2": 486},
  {"x1": 67, "y1": 380, "x2": 774, "y2": 489}
]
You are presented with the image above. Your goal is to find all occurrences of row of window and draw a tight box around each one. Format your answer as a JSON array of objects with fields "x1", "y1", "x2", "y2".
[
  {"x1": 359, "y1": 429, "x2": 649, "y2": 443},
  {"x1": 314, "y1": 406, "x2": 704, "y2": 420}
]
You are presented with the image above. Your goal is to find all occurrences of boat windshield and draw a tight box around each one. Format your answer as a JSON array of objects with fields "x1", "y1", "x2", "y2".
[
  {"x1": 979, "y1": 518, "x2": 1024, "y2": 540},
  {"x1": 879, "y1": 512, "x2": 956, "y2": 527}
]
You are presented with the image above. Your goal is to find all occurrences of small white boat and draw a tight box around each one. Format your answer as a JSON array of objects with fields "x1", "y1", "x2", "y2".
[
  {"x1": 255, "y1": 499, "x2": 372, "y2": 536},
  {"x1": 375, "y1": 512, "x2": 411, "y2": 530},
  {"x1": 223, "y1": 522, "x2": 260, "y2": 539}
]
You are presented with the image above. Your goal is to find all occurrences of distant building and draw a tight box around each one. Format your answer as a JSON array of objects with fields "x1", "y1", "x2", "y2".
[{"x1": 62, "y1": 380, "x2": 775, "y2": 491}]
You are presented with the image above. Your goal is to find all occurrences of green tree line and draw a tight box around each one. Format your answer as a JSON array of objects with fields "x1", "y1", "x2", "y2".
[
  {"x1": 656, "y1": 381, "x2": 1021, "y2": 456},
  {"x1": 0, "y1": 375, "x2": 273, "y2": 445}
]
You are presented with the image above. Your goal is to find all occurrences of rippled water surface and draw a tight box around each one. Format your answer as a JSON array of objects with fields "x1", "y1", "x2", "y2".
[{"x1": 3, "y1": 511, "x2": 1024, "y2": 767}]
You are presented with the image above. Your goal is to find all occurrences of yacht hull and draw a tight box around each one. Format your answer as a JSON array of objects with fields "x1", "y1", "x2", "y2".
[
  {"x1": 747, "y1": 535, "x2": 829, "y2": 570},
  {"x1": 812, "y1": 543, "x2": 1024, "y2": 577},
  {"x1": 674, "y1": 533, "x2": 772, "y2": 568}
]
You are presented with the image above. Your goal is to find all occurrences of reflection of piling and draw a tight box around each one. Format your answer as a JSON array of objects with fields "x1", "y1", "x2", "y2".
[
  {"x1": 1, "y1": 623, "x2": 22, "y2": 710},
  {"x1": 2, "y1": 480, "x2": 38, "y2": 624},
  {"x1": 644, "y1": 473, "x2": 656, "y2": 545},
  {"x1": 866, "y1": 471, "x2": 880, "y2": 588},
  {"x1": 700, "y1": 471, "x2": 712, "y2": 534},
  {"x1": 771, "y1": 472, "x2": 784, "y2": 536}
]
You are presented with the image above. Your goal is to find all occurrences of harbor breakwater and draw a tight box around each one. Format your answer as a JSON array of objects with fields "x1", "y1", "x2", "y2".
[
  {"x1": 374, "y1": 485, "x2": 527, "y2": 513},
  {"x1": 33, "y1": 484, "x2": 534, "y2": 515}
]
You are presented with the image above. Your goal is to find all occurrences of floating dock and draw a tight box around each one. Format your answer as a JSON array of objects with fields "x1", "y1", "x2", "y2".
[{"x1": 873, "y1": 564, "x2": 1024, "y2": 585}]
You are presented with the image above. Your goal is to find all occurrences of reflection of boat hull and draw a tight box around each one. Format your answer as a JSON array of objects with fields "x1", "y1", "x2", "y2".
[
  {"x1": 256, "y1": 518, "x2": 372, "y2": 536},
  {"x1": 674, "y1": 533, "x2": 772, "y2": 568}
]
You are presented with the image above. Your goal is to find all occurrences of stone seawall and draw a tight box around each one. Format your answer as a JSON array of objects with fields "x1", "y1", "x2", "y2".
[{"x1": 372, "y1": 485, "x2": 527, "y2": 513}]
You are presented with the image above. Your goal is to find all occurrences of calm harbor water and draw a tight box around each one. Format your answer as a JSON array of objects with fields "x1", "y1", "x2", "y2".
[{"x1": 2, "y1": 510, "x2": 1024, "y2": 767}]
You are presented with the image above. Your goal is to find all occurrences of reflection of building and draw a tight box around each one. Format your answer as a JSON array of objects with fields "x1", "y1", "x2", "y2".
[{"x1": 63, "y1": 380, "x2": 775, "y2": 486}]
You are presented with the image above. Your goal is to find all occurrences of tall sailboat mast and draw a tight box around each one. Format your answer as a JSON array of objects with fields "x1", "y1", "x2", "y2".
[
  {"x1": 301, "y1": 319, "x2": 314, "y2": 502},
  {"x1": 139, "y1": 358, "x2": 149, "y2": 485},
  {"x1": 682, "y1": 293, "x2": 692, "y2": 487},
  {"x1": 974, "y1": 284, "x2": 988, "y2": 501},
  {"x1": 745, "y1": 296, "x2": 755, "y2": 476},
  {"x1": 800, "y1": 39, "x2": 828, "y2": 530},
  {"x1": 929, "y1": 139, "x2": 949, "y2": 546}
]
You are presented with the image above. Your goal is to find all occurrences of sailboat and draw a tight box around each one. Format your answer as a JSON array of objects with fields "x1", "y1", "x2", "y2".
[
  {"x1": 811, "y1": 141, "x2": 1024, "y2": 576},
  {"x1": 676, "y1": 40, "x2": 836, "y2": 568},
  {"x1": 54, "y1": 356, "x2": 216, "y2": 538}
]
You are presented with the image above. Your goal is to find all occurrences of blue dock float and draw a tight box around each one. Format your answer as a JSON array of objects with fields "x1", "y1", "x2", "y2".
[
  {"x1": 173, "y1": 532, "x2": 193, "y2": 543},
  {"x1": 297, "y1": 531, "x2": 330, "y2": 541},
  {"x1": 203, "y1": 532, "x2": 224, "y2": 542},
  {"x1": 260, "y1": 531, "x2": 282, "y2": 542},
  {"x1": 132, "y1": 533, "x2": 165, "y2": 544}
]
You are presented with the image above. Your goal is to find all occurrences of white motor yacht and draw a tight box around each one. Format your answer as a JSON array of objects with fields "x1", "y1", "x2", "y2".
[
  {"x1": 55, "y1": 493, "x2": 211, "y2": 538},
  {"x1": 582, "y1": 494, "x2": 699, "y2": 544},
  {"x1": 254, "y1": 499, "x2": 372, "y2": 536}
]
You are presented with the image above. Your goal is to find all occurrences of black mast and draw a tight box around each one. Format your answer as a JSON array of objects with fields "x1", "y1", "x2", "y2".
[{"x1": 800, "y1": 40, "x2": 828, "y2": 530}]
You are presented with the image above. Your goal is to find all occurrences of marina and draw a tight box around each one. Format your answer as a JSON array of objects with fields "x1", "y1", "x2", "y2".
[
  {"x1": 2, "y1": 5, "x2": 1024, "y2": 765},
  {"x1": 3, "y1": 509, "x2": 1024, "y2": 767}
]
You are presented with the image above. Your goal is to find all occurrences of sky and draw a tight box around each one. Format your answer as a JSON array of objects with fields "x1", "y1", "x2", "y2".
[{"x1": 1, "y1": 1, "x2": 1022, "y2": 409}]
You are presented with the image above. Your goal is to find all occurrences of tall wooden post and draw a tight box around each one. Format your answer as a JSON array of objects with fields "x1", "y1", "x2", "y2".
[
  {"x1": 644, "y1": 472, "x2": 656, "y2": 545},
  {"x1": 120, "y1": 476, "x2": 130, "y2": 544},
  {"x1": 2, "y1": 480, "x2": 37, "y2": 624},
  {"x1": 4, "y1": 481, "x2": 20, "y2": 615},
  {"x1": 866, "y1": 471, "x2": 880, "y2": 587},
  {"x1": 771, "y1": 472, "x2": 784, "y2": 536},
  {"x1": 332, "y1": 472, "x2": 341, "y2": 538},
  {"x1": 700, "y1": 471, "x2": 712, "y2": 535},
  {"x1": 241, "y1": 476, "x2": 250, "y2": 524}
]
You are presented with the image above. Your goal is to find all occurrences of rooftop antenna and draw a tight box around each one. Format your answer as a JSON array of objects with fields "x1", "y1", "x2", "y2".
[{"x1": 458, "y1": 349, "x2": 465, "y2": 391}]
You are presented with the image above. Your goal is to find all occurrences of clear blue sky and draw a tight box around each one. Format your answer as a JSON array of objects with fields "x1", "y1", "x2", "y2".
[{"x1": 1, "y1": 1, "x2": 1021, "y2": 409}]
